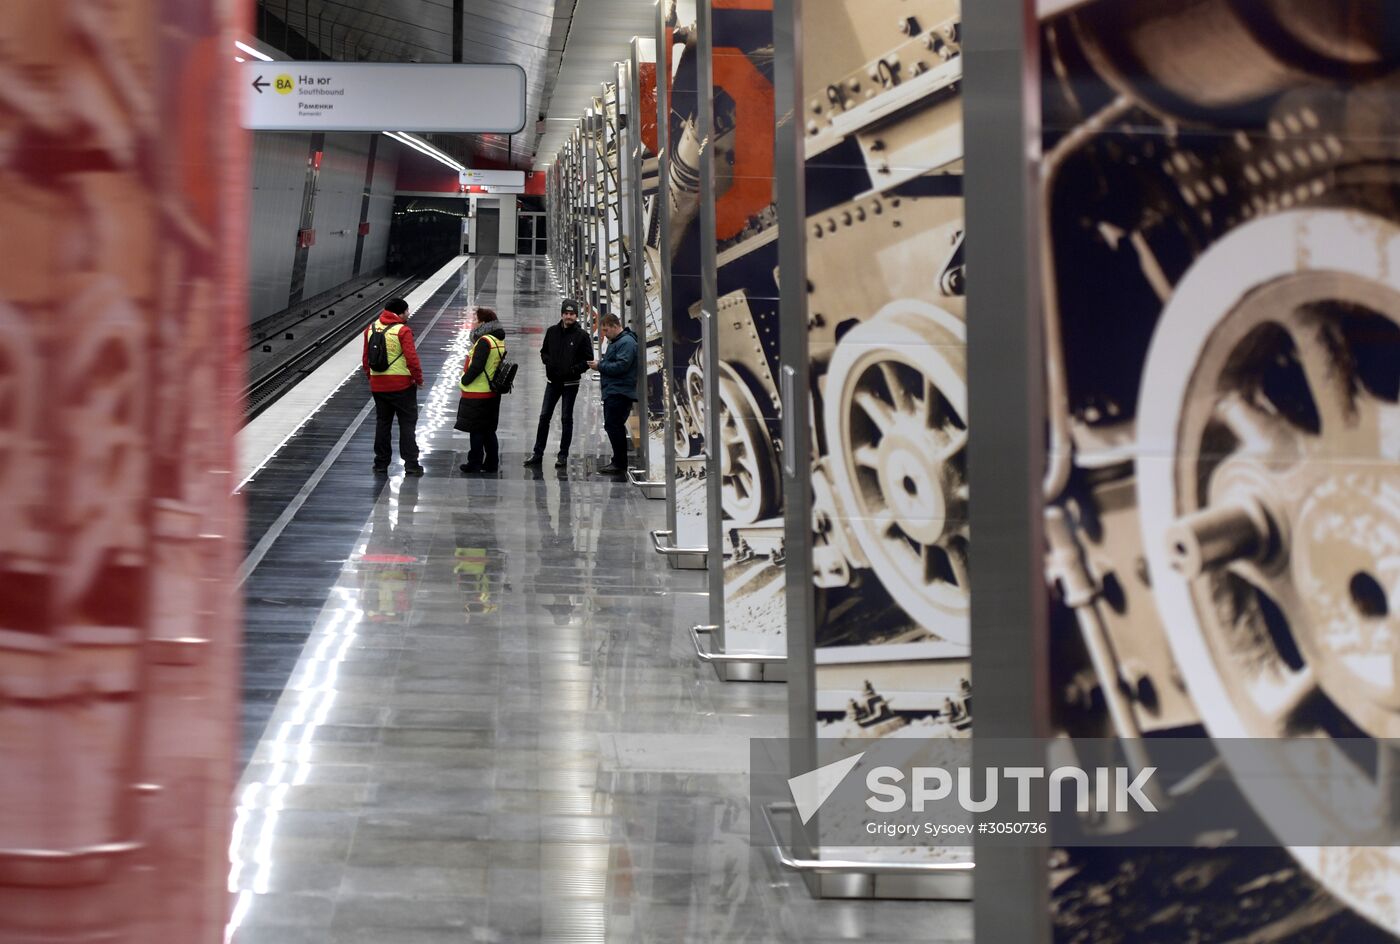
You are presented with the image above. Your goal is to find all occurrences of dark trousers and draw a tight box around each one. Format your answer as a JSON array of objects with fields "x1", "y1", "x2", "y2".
[
  {"x1": 373, "y1": 386, "x2": 419, "y2": 468},
  {"x1": 603, "y1": 395, "x2": 634, "y2": 469},
  {"x1": 531, "y1": 382, "x2": 580, "y2": 458},
  {"x1": 467, "y1": 432, "x2": 499, "y2": 471}
]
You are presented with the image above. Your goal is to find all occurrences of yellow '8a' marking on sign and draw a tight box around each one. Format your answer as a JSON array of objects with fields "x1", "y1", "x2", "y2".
[{"x1": 275, "y1": 74, "x2": 295, "y2": 95}]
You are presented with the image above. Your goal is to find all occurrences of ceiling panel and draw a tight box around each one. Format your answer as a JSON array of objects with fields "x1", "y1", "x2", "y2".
[{"x1": 534, "y1": 0, "x2": 657, "y2": 168}]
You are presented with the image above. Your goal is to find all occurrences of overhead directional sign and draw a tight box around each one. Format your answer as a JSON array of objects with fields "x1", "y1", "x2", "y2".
[
  {"x1": 460, "y1": 169, "x2": 525, "y2": 193},
  {"x1": 243, "y1": 62, "x2": 526, "y2": 133}
]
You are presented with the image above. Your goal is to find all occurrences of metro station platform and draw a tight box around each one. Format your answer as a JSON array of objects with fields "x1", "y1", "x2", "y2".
[{"x1": 226, "y1": 257, "x2": 970, "y2": 942}]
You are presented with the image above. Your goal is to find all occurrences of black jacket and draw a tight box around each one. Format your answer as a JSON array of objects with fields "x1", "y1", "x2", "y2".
[
  {"x1": 540, "y1": 321, "x2": 593, "y2": 385},
  {"x1": 455, "y1": 325, "x2": 507, "y2": 434}
]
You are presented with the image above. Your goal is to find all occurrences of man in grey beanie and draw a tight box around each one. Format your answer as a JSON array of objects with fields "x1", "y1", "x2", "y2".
[{"x1": 523, "y1": 298, "x2": 594, "y2": 469}]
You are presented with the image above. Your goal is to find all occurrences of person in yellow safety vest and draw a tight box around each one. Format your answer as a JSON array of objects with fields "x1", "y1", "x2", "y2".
[
  {"x1": 454, "y1": 307, "x2": 507, "y2": 473},
  {"x1": 362, "y1": 297, "x2": 425, "y2": 475}
]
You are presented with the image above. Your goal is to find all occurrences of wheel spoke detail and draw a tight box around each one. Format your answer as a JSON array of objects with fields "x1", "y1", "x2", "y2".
[
  {"x1": 1213, "y1": 394, "x2": 1293, "y2": 455},
  {"x1": 943, "y1": 539, "x2": 969, "y2": 590},
  {"x1": 1285, "y1": 319, "x2": 1354, "y2": 433},
  {"x1": 1257, "y1": 667, "x2": 1319, "y2": 734},
  {"x1": 1352, "y1": 390, "x2": 1391, "y2": 452},
  {"x1": 854, "y1": 444, "x2": 881, "y2": 469},
  {"x1": 937, "y1": 429, "x2": 969, "y2": 464},
  {"x1": 854, "y1": 391, "x2": 897, "y2": 435},
  {"x1": 879, "y1": 363, "x2": 914, "y2": 413}
]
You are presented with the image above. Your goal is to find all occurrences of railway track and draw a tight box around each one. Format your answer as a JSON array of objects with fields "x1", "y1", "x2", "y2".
[{"x1": 242, "y1": 271, "x2": 425, "y2": 421}]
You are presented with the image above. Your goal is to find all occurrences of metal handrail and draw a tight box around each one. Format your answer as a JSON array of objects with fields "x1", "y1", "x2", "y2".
[
  {"x1": 649, "y1": 529, "x2": 706, "y2": 557},
  {"x1": 689, "y1": 625, "x2": 788, "y2": 665},
  {"x1": 628, "y1": 468, "x2": 666, "y2": 488},
  {"x1": 760, "y1": 803, "x2": 976, "y2": 875}
]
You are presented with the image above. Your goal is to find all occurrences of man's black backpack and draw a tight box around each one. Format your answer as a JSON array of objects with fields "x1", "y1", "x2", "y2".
[{"x1": 366, "y1": 322, "x2": 402, "y2": 372}]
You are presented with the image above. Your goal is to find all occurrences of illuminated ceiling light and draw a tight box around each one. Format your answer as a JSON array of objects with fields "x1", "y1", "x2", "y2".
[
  {"x1": 397, "y1": 132, "x2": 466, "y2": 170},
  {"x1": 383, "y1": 131, "x2": 467, "y2": 173},
  {"x1": 384, "y1": 131, "x2": 445, "y2": 166},
  {"x1": 234, "y1": 56, "x2": 246, "y2": 62},
  {"x1": 235, "y1": 40, "x2": 274, "y2": 61}
]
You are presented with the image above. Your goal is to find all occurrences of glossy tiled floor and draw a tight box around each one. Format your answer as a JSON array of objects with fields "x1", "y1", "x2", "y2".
[{"x1": 229, "y1": 258, "x2": 972, "y2": 943}]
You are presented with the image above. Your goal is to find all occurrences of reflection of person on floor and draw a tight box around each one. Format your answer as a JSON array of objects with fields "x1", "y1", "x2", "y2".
[
  {"x1": 534, "y1": 474, "x2": 583, "y2": 625},
  {"x1": 359, "y1": 477, "x2": 420, "y2": 624},
  {"x1": 364, "y1": 563, "x2": 412, "y2": 622},
  {"x1": 362, "y1": 297, "x2": 425, "y2": 476},
  {"x1": 456, "y1": 307, "x2": 507, "y2": 474},
  {"x1": 589, "y1": 313, "x2": 639, "y2": 475},
  {"x1": 453, "y1": 508, "x2": 501, "y2": 623},
  {"x1": 524, "y1": 298, "x2": 593, "y2": 469},
  {"x1": 453, "y1": 547, "x2": 496, "y2": 621}
]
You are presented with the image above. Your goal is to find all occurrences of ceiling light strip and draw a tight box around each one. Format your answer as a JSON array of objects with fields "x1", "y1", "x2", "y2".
[
  {"x1": 396, "y1": 132, "x2": 467, "y2": 170},
  {"x1": 385, "y1": 132, "x2": 450, "y2": 168},
  {"x1": 382, "y1": 132, "x2": 466, "y2": 173},
  {"x1": 235, "y1": 40, "x2": 274, "y2": 62}
]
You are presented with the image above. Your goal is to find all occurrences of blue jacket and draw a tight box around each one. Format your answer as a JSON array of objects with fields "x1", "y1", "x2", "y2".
[{"x1": 597, "y1": 327, "x2": 639, "y2": 400}]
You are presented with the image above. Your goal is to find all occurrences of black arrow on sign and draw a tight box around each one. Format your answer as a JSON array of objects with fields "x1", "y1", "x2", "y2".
[{"x1": 252, "y1": 75, "x2": 270, "y2": 94}]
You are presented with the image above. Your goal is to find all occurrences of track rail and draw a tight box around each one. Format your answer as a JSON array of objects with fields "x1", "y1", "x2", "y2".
[{"x1": 243, "y1": 273, "x2": 423, "y2": 421}]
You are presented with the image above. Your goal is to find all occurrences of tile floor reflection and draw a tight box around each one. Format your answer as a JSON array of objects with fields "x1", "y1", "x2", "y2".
[{"x1": 229, "y1": 258, "x2": 972, "y2": 943}]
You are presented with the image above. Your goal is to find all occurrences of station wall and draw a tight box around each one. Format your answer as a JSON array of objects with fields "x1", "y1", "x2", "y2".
[
  {"x1": 360, "y1": 140, "x2": 397, "y2": 273},
  {"x1": 247, "y1": 131, "x2": 400, "y2": 322},
  {"x1": 248, "y1": 132, "x2": 308, "y2": 321}
]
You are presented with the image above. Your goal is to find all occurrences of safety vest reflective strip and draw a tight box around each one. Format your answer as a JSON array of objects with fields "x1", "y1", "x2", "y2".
[
  {"x1": 368, "y1": 323, "x2": 410, "y2": 376},
  {"x1": 461, "y1": 335, "x2": 505, "y2": 393}
]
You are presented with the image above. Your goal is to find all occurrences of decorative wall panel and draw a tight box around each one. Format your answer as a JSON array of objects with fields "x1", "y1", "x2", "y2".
[
  {"x1": 661, "y1": 0, "x2": 708, "y2": 548},
  {"x1": 633, "y1": 38, "x2": 671, "y2": 479},
  {"x1": 704, "y1": 0, "x2": 786, "y2": 658},
  {"x1": 795, "y1": 0, "x2": 972, "y2": 874},
  {"x1": 1037, "y1": 2, "x2": 1400, "y2": 940}
]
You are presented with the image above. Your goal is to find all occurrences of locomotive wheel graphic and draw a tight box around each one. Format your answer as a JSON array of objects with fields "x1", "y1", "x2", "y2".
[
  {"x1": 672, "y1": 408, "x2": 691, "y2": 457},
  {"x1": 715, "y1": 362, "x2": 779, "y2": 525},
  {"x1": 1138, "y1": 208, "x2": 1400, "y2": 934},
  {"x1": 684, "y1": 363, "x2": 706, "y2": 448},
  {"x1": 824, "y1": 300, "x2": 970, "y2": 645}
]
